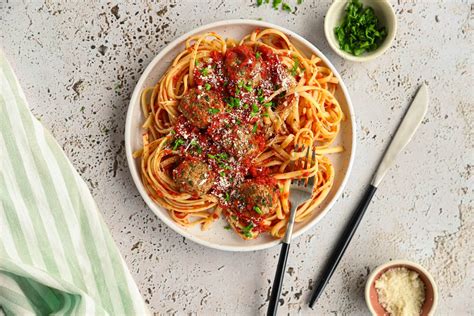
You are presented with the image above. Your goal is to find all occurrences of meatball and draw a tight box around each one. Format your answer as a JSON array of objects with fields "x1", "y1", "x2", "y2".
[
  {"x1": 172, "y1": 159, "x2": 215, "y2": 196},
  {"x1": 238, "y1": 180, "x2": 277, "y2": 215},
  {"x1": 208, "y1": 114, "x2": 262, "y2": 159},
  {"x1": 225, "y1": 45, "x2": 258, "y2": 84},
  {"x1": 177, "y1": 88, "x2": 224, "y2": 129}
]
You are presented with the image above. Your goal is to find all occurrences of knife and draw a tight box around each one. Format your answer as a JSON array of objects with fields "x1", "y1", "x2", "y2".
[{"x1": 308, "y1": 83, "x2": 429, "y2": 308}]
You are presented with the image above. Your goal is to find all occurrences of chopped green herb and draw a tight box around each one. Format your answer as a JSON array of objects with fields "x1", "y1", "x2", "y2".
[
  {"x1": 257, "y1": 0, "x2": 263, "y2": 6},
  {"x1": 290, "y1": 58, "x2": 300, "y2": 76},
  {"x1": 235, "y1": 87, "x2": 241, "y2": 95},
  {"x1": 224, "y1": 225, "x2": 231, "y2": 230},
  {"x1": 242, "y1": 223, "x2": 254, "y2": 234},
  {"x1": 225, "y1": 192, "x2": 230, "y2": 202},
  {"x1": 282, "y1": 3, "x2": 292, "y2": 12},
  {"x1": 194, "y1": 59, "x2": 199, "y2": 66},
  {"x1": 205, "y1": 83, "x2": 211, "y2": 90},
  {"x1": 334, "y1": 0, "x2": 387, "y2": 56},
  {"x1": 237, "y1": 80, "x2": 244, "y2": 88},
  {"x1": 219, "y1": 171, "x2": 226, "y2": 177},
  {"x1": 254, "y1": 206, "x2": 263, "y2": 215},
  {"x1": 200, "y1": 67, "x2": 209, "y2": 76},
  {"x1": 256, "y1": 51, "x2": 261, "y2": 59},
  {"x1": 216, "y1": 153, "x2": 228, "y2": 160},
  {"x1": 190, "y1": 139, "x2": 202, "y2": 154},
  {"x1": 250, "y1": 103, "x2": 259, "y2": 117},
  {"x1": 252, "y1": 123, "x2": 258, "y2": 133},
  {"x1": 297, "y1": 0, "x2": 303, "y2": 4},
  {"x1": 257, "y1": 95, "x2": 265, "y2": 103},
  {"x1": 172, "y1": 138, "x2": 185, "y2": 150},
  {"x1": 272, "y1": 0, "x2": 282, "y2": 9},
  {"x1": 231, "y1": 215, "x2": 237, "y2": 221},
  {"x1": 208, "y1": 108, "x2": 220, "y2": 115},
  {"x1": 262, "y1": 112, "x2": 269, "y2": 117},
  {"x1": 263, "y1": 102, "x2": 272, "y2": 108},
  {"x1": 244, "y1": 82, "x2": 253, "y2": 92}
]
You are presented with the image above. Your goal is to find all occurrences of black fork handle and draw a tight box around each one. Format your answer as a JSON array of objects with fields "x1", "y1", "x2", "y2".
[
  {"x1": 309, "y1": 184, "x2": 377, "y2": 308},
  {"x1": 267, "y1": 242, "x2": 290, "y2": 316}
]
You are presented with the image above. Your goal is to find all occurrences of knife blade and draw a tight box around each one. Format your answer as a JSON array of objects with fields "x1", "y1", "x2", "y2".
[{"x1": 371, "y1": 83, "x2": 429, "y2": 187}]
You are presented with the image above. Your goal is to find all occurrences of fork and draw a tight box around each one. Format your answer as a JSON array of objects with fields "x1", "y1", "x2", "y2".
[{"x1": 267, "y1": 145, "x2": 316, "y2": 316}]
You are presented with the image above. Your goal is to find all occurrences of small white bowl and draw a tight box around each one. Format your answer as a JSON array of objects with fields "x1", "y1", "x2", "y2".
[
  {"x1": 325, "y1": 0, "x2": 397, "y2": 62},
  {"x1": 365, "y1": 260, "x2": 438, "y2": 316}
]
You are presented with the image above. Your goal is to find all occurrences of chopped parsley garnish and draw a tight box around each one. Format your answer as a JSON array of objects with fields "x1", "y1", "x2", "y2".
[
  {"x1": 334, "y1": 0, "x2": 387, "y2": 56},
  {"x1": 290, "y1": 58, "x2": 300, "y2": 76},
  {"x1": 258, "y1": 0, "x2": 301, "y2": 13},
  {"x1": 282, "y1": 3, "x2": 292, "y2": 12},
  {"x1": 172, "y1": 138, "x2": 185, "y2": 150},
  {"x1": 257, "y1": 95, "x2": 265, "y2": 103},
  {"x1": 250, "y1": 103, "x2": 259, "y2": 117},
  {"x1": 208, "y1": 108, "x2": 220, "y2": 115},
  {"x1": 200, "y1": 67, "x2": 209, "y2": 76},
  {"x1": 194, "y1": 60, "x2": 199, "y2": 66},
  {"x1": 263, "y1": 101, "x2": 272, "y2": 108},
  {"x1": 244, "y1": 82, "x2": 253, "y2": 92},
  {"x1": 204, "y1": 83, "x2": 211, "y2": 90},
  {"x1": 256, "y1": 51, "x2": 261, "y2": 59},
  {"x1": 224, "y1": 225, "x2": 231, "y2": 230},
  {"x1": 214, "y1": 153, "x2": 227, "y2": 160},
  {"x1": 242, "y1": 223, "x2": 254, "y2": 237},
  {"x1": 190, "y1": 139, "x2": 202, "y2": 154},
  {"x1": 227, "y1": 97, "x2": 241, "y2": 108},
  {"x1": 262, "y1": 112, "x2": 269, "y2": 117},
  {"x1": 219, "y1": 171, "x2": 226, "y2": 177},
  {"x1": 252, "y1": 123, "x2": 258, "y2": 133},
  {"x1": 231, "y1": 215, "x2": 237, "y2": 221},
  {"x1": 237, "y1": 80, "x2": 244, "y2": 88},
  {"x1": 225, "y1": 192, "x2": 230, "y2": 201},
  {"x1": 208, "y1": 153, "x2": 230, "y2": 169},
  {"x1": 254, "y1": 206, "x2": 263, "y2": 215}
]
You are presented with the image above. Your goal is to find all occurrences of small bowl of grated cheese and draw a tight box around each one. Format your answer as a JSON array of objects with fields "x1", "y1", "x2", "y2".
[{"x1": 365, "y1": 260, "x2": 438, "y2": 316}]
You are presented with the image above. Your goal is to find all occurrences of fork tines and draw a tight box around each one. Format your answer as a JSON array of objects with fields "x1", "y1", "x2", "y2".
[{"x1": 293, "y1": 144, "x2": 316, "y2": 187}]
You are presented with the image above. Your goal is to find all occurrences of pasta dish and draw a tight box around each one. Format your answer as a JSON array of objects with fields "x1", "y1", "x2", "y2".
[{"x1": 134, "y1": 28, "x2": 343, "y2": 240}]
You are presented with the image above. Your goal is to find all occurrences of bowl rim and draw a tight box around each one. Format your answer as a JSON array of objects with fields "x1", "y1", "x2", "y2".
[
  {"x1": 125, "y1": 19, "x2": 357, "y2": 252},
  {"x1": 324, "y1": 0, "x2": 398, "y2": 62},
  {"x1": 365, "y1": 259, "x2": 438, "y2": 316}
]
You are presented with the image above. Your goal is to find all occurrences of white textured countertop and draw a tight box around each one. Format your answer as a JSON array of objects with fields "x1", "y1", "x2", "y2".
[{"x1": 1, "y1": 1, "x2": 472, "y2": 315}]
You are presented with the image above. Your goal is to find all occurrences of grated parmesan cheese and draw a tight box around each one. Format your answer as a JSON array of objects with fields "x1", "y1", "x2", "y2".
[{"x1": 375, "y1": 267, "x2": 426, "y2": 316}]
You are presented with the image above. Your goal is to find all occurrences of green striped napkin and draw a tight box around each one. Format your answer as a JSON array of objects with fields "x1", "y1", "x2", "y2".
[{"x1": 0, "y1": 52, "x2": 149, "y2": 315}]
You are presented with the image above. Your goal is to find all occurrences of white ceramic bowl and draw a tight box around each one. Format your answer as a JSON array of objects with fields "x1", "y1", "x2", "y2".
[
  {"x1": 325, "y1": 0, "x2": 397, "y2": 62},
  {"x1": 365, "y1": 260, "x2": 438, "y2": 316},
  {"x1": 125, "y1": 20, "x2": 356, "y2": 251}
]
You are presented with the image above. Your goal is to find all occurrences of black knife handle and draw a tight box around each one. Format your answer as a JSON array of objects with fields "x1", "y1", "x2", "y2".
[
  {"x1": 309, "y1": 184, "x2": 377, "y2": 308},
  {"x1": 267, "y1": 242, "x2": 290, "y2": 316}
]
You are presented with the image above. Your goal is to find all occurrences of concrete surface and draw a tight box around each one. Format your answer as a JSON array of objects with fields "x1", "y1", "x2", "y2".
[{"x1": 1, "y1": 0, "x2": 472, "y2": 315}]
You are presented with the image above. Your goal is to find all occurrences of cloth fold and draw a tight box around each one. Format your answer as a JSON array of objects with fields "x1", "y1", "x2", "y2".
[{"x1": 0, "y1": 52, "x2": 149, "y2": 315}]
